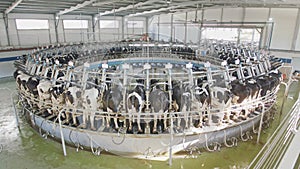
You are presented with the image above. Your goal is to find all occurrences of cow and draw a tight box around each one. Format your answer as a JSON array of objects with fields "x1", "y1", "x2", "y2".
[
  {"x1": 82, "y1": 86, "x2": 100, "y2": 130},
  {"x1": 15, "y1": 70, "x2": 31, "y2": 92},
  {"x1": 102, "y1": 82, "x2": 123, "y2": 130},
  {"x1": 268, "y1": 70, "x2": 282, "y2": 92},
  {"x1": 172, "y1": 81, "x2": 193, "y2": 130},
  {"x1": 255, "y1": 76, "x2": 272, "y2": 98},
  {"x1": 126, "y1": 79, "x2": 145, "y2": 133},
  {"x1": 230, "y1": 80, "x2": 252, "y2": 120},
  {"x1": 64, "y1": 86, "x2": 82, "y2": 126},
  {"x1": 149, "y1": 83, "x2": 169, "y2": 133},
  {"x1": 193, "y1": 82, "x2": 211, "y2": 127},
  {"x1": 49, "y1": 84, "x2": 65, "y2": 118},
  {"x1": 35, "y1": 79, "x2": 53, "y2": 118},
  {"x1": 26, "y1": 76, "x2": 40, "y2": 97},
  {"x1": 210, "y1": 85, "x2": 233, "y2": 125}
]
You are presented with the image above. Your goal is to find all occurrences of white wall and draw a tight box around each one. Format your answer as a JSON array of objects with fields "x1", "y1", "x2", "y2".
[
  {"x1": 244, "y1": 8, "x2": 269, "y2": 22},
  {"x1": 269, "y1": 8, "x2": 298, "y2": 50},
  {"x1": 59, "y1": 15, "x2": 93, "y2": 43},
  {"x1": 0, "y1": 13, "x2": 148, "y2": 48},
  {"x1": 204, "y1": 8, "x2": 222, "y2": 22},
  {"x1": 152, "y1": 7, "x2": 300, "y2": 52},
  {"x1": 222, "y1": 8, "x2": 244, "y2": 22},
  {"x1": 158, "y1": 14, "x2": 172, "y2": 41},
  {"x1": 7, "y1": 13, "x2": 54, "y2": 47}
]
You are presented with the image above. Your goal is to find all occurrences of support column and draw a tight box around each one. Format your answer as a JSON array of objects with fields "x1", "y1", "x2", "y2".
[
  {"x1": 291, "y1": 8, "x2": 300, "y2": 50},
  {"x1": 237, "y1": 7, "x2": 246, "y2": 45},
  {"x1": 145, "y1": 16, "x2": 149, "y2": 34},
  {"x1": 121, "y1": 17, "x2": 125, "y2": 40},
  {"x1": 54, "y1": 15, "x2": 60, "y2": 44},
  {"x1": 157, "y1": 15, "x2": 160, "y2": 41},
  {"x1": 198, "y1": 9, "x2": 204, "y2": 48},
  {"x1": 184, "y1": 12, "x2": 188, "y2": 45},
  {"x1": 3, "y1": 14, "x2": 11, "y2": 46},
  {"x1": 170, "y1": 14, "x2": 173, "y2": 42},
  {"x1": 92, "y1": 15, "x2": 99, "y2": 42},
  {"x1": 263, "y1": 8, "x2": 272, "y2": 49},
  {"x1": 220, "y1": 8, "x2": 223, "y2": 22}
]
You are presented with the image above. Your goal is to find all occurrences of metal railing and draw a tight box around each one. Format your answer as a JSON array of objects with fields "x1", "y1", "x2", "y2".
[{"x1": 248, "y1": 93, "x2": 300, "y2": 169}]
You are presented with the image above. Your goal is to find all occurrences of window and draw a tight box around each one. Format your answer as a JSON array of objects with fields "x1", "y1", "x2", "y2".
[
  {"x1": 16, "y1": 19, "x2": 49, "y2": 30},
  {"x1": 99, "y1": 20, "x2": 119, "y2": 28},
  {"x1": 127, "y1": 21, "x2": 144, "y2": 28},
  {"x1": 203, "y1": 28, "x2": 238, "y2": 41},
  {"x1": 63, "y1": 20, "x2": 88, "y2": 29}
]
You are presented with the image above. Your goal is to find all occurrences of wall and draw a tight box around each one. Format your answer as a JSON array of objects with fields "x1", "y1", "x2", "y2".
[
  {"x1": 0, "y1": 50, "x2": 31, "y2": 78},
  {"x1": 0, "y1": 13, "x2": 147, "y2": 48},
  {"x1": 269, "y1": 8, "x2": 298, "y2": 50},
  {"x1": 149, "y1": 7, "x2": 300, "y2": 53},
  {"x1": 0, "y1": 13, "x2": 148, "y2": 78}
]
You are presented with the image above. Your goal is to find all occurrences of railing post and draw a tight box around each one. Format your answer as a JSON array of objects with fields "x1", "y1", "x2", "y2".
[
  {"x1": 58, "y1": 109, "x2": 67, "y2": 156},
  {"x1": 257, "y1": 102, "x2": 265, "y2": 144},
  {"x1": 168, "y1": 113, "x2": 173, "y2": 166}
]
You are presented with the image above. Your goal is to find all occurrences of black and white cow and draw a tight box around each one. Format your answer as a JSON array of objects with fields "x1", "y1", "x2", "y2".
[
  {"x1": 37, "y1": 79, "x2": 52, "y2": 109},
  {"x1": 49, "y1": 84, "x2": 65, "y2": 117},
  {"x1": 64, "y1": 86, "x2": 82, "y2": 126},
  {"x1": 149, "y1": 83, "x2": 169, "y2": 133},
  {"x1": 172, "y1": 81, "x2": 192, "y2": 130},
  {"x1": 82, "y1": 86, "x2": 100, "y2": 130},
  {"x1": 126, "y1": 79, "x2": 145, "y2": 133},
  {"x1": 102, "y1": 83, "x2": 123, "y2": 130},
  {"x1": 193, "y1": 82, "x2": 211, "y2": 127},
  {"x1": 230, "y1": 80, "x2": 252, "y2": 120},
  {"x1": 15, "y1": 70, "x2": 31, "y2": 92},
  {"x1": 210, "y1": 85, "x2": 233, "y2": 124}
]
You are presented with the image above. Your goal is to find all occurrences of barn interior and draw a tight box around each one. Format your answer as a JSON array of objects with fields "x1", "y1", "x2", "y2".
[{"x1": 0, "y1": 0, "x2": 300, "y2": 168}]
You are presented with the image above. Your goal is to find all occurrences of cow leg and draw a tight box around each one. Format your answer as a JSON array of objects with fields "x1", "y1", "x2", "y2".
[
  {"x1": 177, "y1": 116, "x2": 181, "y2": 130},
  {"x1": 81, "y1": 111, "x2": 87, "y2": 129},
  {"x1": 72, "y1": 109, "x2": 77, "y2": 126},
  {"x1": 137, "y1": 113, "x2": 142, "y2": 133},
  {"x1": 182, "y1": 104, "x2": 190, "y2": 130},
  {"x1": 197, "y1": 111, "x2": 203, "y2": 128},
  {"x1": 137, "y1": 106, "x2": 143, "y2": 133},
  {"x1": 189, "y1": 113, "x2": 193, "y2": 128},
  {"x1": 90, "y1": 111, "x2": 96, "y2": 130},
  {"x1": 127, "y1": 107, "x2": 134, "y2": 131},
  {"x1": 153, "y1": 114, "x2": 158, "y2": 134},
  {"x1": 114, "y1": 114, "x2": 119, "y2": 130},
  {"x1": 106, "y1": 108, "x2": 113, "y2": 128},
  {"x1": 65, "y1": 110, "x2": 70, "y2": 124},
  {"x1": 183, "y1": 111, "x2": 189, "y2": 129},
  {"x1": 105, "y1": 114, "x2": 110, "y2": 128},
  {"x1": 163, "y1": 110, "x2": 170, "y2": 132}
]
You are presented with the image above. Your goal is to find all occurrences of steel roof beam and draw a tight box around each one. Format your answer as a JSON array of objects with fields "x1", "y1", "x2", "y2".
[
  {"x1": 96, "y1": 0, "x2": 162, "y2": 17},
  {"x1": 5, "y1": 0, "x2": 23, "y2": 14},
  {"x1": 127, "y1": 0, "x2": 300, "y2": 17},
  {"x1": 57, "y1": 0, "x2": 97, "y2": 16},
  {"x1": 127, "y1": 1, "x2": 203, "y2": 17}
]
